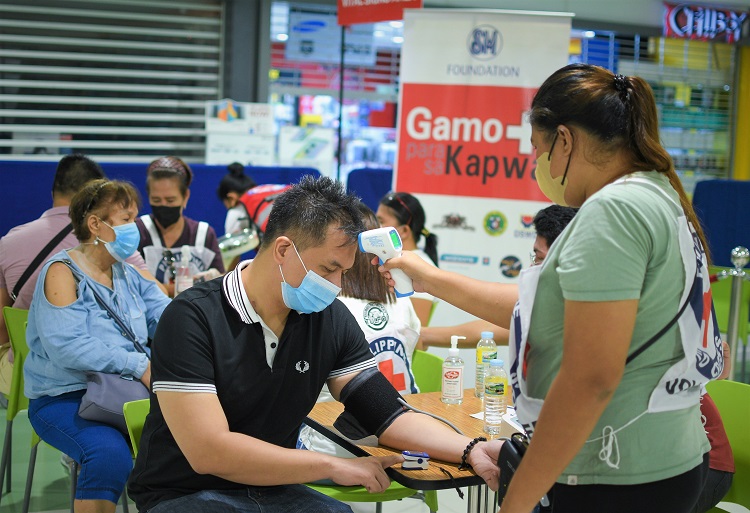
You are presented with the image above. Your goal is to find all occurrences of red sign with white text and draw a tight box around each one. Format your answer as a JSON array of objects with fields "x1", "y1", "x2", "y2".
[
  {"x1": 396, "y1": 83, "x2": 547, "y2": 201},
  {"x1": 337, "y1": 0, "x2": 422, "y2": 26}
]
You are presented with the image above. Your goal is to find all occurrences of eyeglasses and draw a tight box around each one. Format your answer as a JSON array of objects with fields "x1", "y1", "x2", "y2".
[{"x1": 385, "y1": 193, "x2": 413, "y2": 226}]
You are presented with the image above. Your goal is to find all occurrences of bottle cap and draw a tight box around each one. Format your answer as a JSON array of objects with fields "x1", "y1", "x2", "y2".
[
  {"x1": 490, "y1": 358, "x2": 504, "y2": 367},
  {"x1": 181, "y1": 245, "x2": 191, "y2": 259},
  {"x1": 481, "y1": 331, "x2": 495, "y2": 340}
]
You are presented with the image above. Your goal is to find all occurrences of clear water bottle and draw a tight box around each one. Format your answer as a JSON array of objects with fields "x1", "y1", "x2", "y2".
[
  {"x1": 441, "y1": 335, "x2": 465, "y2": 404},
  {"x1": 174, "y1": 245, "x2": 193, "y2": 295},
  {"x1": 484, "y1": 358, "x2": 508, "y2": 436},
  {"x1": 475, "y1": 331, "x2": 497, "y2": 398}
]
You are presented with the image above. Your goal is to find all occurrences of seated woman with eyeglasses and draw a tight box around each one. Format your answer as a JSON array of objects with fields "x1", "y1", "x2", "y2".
[
  {"x1": 376, "y1": 192, "x2": 439, "y2": 326},
  {"x1": 24, "y1": 179, "x2": 170, "y2": 513},
  {"x1": 136, "y1": 156, "x2": 224, "y2": 296}
]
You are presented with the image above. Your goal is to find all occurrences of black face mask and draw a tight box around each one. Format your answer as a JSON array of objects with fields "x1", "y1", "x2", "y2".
[{"x1": 151, "y1": 205, "x2": 182, "y2": 229}]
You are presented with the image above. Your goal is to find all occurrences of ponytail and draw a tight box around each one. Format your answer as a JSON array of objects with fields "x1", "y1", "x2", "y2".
[
  {"x1": 625, "y1": 76, "x2": 711, "y2": 263},
  {"x1": 422, "y1": 230, "x2": 439, "y2": 267}
]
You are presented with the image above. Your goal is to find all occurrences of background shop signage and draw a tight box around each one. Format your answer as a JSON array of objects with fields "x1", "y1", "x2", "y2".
[
  {"x1": 278, "y1": 126, "x2": 335, "y2": 176},
  {"x1": 204, "y1": 99, "x2": 275, "y2": 166},
  {"x1": 663, "y1": 2, "x2": 748, "y2": 43},
  {"x1": 287, "y1": 11, "x2": 376, "y2": 66},
  {"x1": 337, "y1": 0, "x2": 422, "y2": 26},
  {"x1": 394, "y1": 9, "x2": 571, "y2": 328}
]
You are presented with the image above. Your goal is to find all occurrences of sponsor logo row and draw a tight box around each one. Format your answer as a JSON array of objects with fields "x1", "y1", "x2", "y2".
[
  {"x1": 432, "y1": 210, "x2": 537, "y2": 238},
  {"x1": 430, "y1": 208, "x2": 538, "y2": 278},
  {"x1": 439, "y1": 253, "x2": 524, "y2": 278}
]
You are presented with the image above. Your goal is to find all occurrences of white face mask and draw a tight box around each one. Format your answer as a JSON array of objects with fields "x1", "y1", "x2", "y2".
[{"x1": 535, "y1": 134, "x2": 570, "y2": 207}]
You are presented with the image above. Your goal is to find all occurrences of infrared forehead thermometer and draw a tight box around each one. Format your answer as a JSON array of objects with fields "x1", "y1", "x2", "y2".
[{"x1": 358, "y1": 227, "x2": 414, "y2": 298}]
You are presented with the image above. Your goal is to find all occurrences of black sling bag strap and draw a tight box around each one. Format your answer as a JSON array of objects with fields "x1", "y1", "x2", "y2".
[
  {"x1": 10, "y1": 223, "x2": 73, "y2": 302},
  {"x1": 625, "y1": 274, "x2": 699, "y2": 365}
]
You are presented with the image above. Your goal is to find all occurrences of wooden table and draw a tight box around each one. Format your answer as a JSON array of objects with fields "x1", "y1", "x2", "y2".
[{"x1": 306, "y1": 390, "x2": 514, "y2": 512}]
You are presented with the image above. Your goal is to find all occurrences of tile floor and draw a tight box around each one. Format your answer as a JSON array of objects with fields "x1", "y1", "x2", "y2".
[{"x1": 0, "y1": 410, "x2": 475, "y2": 513}]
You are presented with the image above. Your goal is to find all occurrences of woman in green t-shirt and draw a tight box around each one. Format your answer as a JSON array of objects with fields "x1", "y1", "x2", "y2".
[{"x1": 378, "y1": 63, "x2": 722, "y2": 513}]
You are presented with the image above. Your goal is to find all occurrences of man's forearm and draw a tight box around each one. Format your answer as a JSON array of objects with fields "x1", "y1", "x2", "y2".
[
  {"x1": 189, "y1": 431, "x2": 339, "y2": 485},
  {"x1": 378, "y1": 411, "x2": 471, "y2": 463}
]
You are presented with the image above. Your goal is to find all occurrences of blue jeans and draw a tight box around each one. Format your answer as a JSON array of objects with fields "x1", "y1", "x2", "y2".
[
  {"x1": 148, "y1": 486, "x2": 354, "y2": 513},
  {"x1": 28, "y1": 390, "x2": 132, "y2": 504}
]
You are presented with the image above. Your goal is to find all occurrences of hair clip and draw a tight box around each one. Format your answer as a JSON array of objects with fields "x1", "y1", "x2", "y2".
[{"x1": 613, "y1": 74, "x2": 629, "y2": 101}]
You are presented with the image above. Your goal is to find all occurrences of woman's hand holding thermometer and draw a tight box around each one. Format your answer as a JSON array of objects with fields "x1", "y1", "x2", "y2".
[{"x1": 358, "y1": 227, "x2": 415, "y2": 297}]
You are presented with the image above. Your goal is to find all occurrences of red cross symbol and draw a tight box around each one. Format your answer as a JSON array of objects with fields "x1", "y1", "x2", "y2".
[
  {"x1": 702, "y1": 288, "x2": 712, "y2": 348},
  {"x1": 378, "y1": 359, "x2": 406, "y2": 391}
]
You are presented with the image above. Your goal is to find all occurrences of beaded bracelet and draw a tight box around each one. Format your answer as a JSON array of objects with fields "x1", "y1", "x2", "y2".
[{"x1": 457, "y1": 436, "x2": 487, "y2": 470}]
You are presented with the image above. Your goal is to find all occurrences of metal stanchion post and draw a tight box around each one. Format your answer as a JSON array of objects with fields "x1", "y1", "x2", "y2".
[
  {"x1": 467, "y1": 484, "x2": 478, "y2": 513},
  {"x1": 716, "y1": 246, "x2": 749, "y2": 382}
]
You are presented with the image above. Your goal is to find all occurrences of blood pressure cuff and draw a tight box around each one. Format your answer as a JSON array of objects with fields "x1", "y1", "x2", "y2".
[{"x1": 334, "y1": 367, "x2": 407, "y2": 439}]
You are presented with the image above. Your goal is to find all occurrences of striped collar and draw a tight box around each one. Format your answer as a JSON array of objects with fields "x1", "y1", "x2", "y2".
[{"x1": 222, "y1": 259, "x2": 261, "y2": 325}]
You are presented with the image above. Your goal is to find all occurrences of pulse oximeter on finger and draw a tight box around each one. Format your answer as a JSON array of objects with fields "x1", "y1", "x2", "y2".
[{"x1": 402, "y1": 450, "x2": 430, "y2": 470}]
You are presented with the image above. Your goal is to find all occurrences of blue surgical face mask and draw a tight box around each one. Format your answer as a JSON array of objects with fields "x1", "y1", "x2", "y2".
[
  {"x1": 279, "y1": 242, "x2": 341, "y2": 314},
  {"x1": 98, "y1": 220, "x2": 141, "y2": 262}
]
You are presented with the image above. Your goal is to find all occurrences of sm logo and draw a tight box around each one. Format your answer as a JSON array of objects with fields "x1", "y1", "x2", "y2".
[{"x1": 467, "y1": 25, "x2": 503, "y2": 60}]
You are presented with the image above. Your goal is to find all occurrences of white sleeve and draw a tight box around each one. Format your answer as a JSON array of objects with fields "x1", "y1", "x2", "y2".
[
  {"x1": 402, "y1": 297, "x2": 421, "y2": 333},
  {"x1": 224, "y1": 206, "x2": 249, "y2": 235}
]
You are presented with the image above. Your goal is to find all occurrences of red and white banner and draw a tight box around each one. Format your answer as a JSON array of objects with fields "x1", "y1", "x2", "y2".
[
  {"x1": 663, "y1": 2, "x2": 747, "y2": 43},
  {"x1": 395, "y1": 10, "x2": 571, "y2": 329},
  {"x1": 337, "y1": 0, "x2": 422, "y2": 26}
]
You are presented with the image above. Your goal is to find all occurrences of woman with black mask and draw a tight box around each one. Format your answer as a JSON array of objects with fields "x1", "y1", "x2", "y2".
[{"x1": 135, "y1": 156, "x2": 224, "y2": 296}]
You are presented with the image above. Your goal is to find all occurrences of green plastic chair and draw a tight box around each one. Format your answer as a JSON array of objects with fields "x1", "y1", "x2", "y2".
[
  {"x1": 0, "y1": 306, "x2": 30, "y2": 499},
  {"x1": 412, "y1": 349, "x2": 444, "y2": 393},
  {"x1": 123, "y1": 399, "x2": 150, "y2": 457},
  {"x1": 0, "y1": 306, "x2": 76, "y2": 513},
  {"x1": 706, "y1": 380, "x2": 750, "y2": 512},
  {"x1": 306, "y1": 481, "x2": 436, "y2": 512},
  {"x1": 2, "y1": 306, "x2": 129, "y2": 513}
]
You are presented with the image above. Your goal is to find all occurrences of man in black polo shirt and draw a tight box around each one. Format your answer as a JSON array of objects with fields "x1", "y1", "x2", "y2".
[{"x1": 129, "y1": 177, "x2": 501, "y2": 513}]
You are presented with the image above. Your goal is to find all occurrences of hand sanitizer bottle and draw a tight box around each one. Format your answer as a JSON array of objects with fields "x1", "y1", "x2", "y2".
[
  {"x1": 174, "y1": 245, "x2": 193, "y2": 295},
  {"x1": 441, "y1": 335, "x2": 465, "y2": 404}
]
